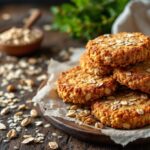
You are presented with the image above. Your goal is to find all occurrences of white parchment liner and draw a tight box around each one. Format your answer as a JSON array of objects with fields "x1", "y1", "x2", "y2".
[{"x1": 33, "y1": 48, "x2": 150, "y2": 146}]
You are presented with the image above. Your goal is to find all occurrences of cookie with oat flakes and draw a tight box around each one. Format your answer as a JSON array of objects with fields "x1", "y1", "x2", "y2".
[
  {"x1": 57, "y1": 66, "x2": 117, "y2": 104},
  {"x1": 80, "y1": 52, "x2": 112, "y2": 76},
  {"x1": 86, "y1": 32, "x2": 150, "y2": 67},
  {"x1": 113, "y1": 60, "x2": 150, "y2": 94},
  {"x1": 92, "y1": 90, "x2": 150, "y2": 129}
]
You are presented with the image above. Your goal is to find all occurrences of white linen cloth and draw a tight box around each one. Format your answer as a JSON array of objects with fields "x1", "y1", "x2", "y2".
[{"x1": 112, "y1": 0, "x2": 150, "y2": 36}]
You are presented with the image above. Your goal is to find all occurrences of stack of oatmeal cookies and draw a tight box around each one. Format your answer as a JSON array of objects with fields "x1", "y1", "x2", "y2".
[{"x1": 57, "y1": 32, "x2": 150, "y2": 129}]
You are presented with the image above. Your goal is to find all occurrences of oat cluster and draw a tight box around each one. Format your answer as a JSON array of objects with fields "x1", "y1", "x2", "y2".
[{"x1": 57, "y1": 32, "x2": 150, "y2": 129}]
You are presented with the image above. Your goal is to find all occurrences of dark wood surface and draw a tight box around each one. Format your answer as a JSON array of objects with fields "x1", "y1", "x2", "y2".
[{"x1": 0, "y1": 4, "x2": 149, "y2": 150}]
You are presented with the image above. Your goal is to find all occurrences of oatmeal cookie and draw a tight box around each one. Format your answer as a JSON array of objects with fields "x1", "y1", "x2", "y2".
[
  {"x1": 86, "y1": 32, "x2": 150, "y2": 67},
  {"x1": 92, "y1": 91, "x2": 150, "y2": 129},
  {"x1": 57, "y1": 66, "x2": 117, "y2": 104},
  {"x1": 80, "y1": 52, "x2": 111, "y2": 76},
  {"x1": 114, "y1": 60, "x2": 150, "y2": 94}
]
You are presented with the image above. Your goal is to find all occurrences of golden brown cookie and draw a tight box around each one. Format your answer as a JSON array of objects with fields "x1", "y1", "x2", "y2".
[
  {"x1": 113, "y1": 60, "x2": 150, "y2": 94},
  {"x1": 92, "y1": 90, "x2": 150, "y2": 129},
  {"x1": 80, "y1": 52, "x2": 112, "y2": 76},
  {"x1": 57, "y1": 66, "x2": 117, "y2": 104},
  {"x1": 86, "y1": 32, "x2": 150, "y2": 67}
]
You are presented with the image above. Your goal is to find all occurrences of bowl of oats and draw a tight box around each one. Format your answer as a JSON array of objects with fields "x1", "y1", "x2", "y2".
[{"x1": 0, "y1": 27, "x2": 43, "y2": 56}]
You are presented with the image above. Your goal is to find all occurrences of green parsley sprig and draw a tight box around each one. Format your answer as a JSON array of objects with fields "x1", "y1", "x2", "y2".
[{"x1": 51, "y1": 0, "x2": 129, "y2": 41}]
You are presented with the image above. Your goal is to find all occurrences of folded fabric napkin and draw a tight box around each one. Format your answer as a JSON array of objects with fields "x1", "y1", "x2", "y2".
[{"x1": 112, "y1": 0, "x2": 150, "y2": 36}]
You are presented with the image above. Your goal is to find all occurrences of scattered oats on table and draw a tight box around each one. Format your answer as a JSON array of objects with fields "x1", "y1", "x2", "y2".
[
  {"x1": 30, "y1": 109, "x2": 38, "y2": 117},
  {"x1": 22, "y1": 137, "x2": 34, "y2": 144},
  {"x1": 6, "y1": 129, "x2": 17, "y2": 139},
  {"x1": 0, "y1": 123, "x2": 6, "y2": 130},
  {"x1": 21, "y1": 117, "x2": 32, "y2": 127},
  {"x1": 0, "y1": 54, "x2": 50, "y2": 144}
]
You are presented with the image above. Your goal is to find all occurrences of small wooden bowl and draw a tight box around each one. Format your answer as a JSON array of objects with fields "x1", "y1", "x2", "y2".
[{"x1": 0, "y1": 28, "x2": 43, "y2": 56}]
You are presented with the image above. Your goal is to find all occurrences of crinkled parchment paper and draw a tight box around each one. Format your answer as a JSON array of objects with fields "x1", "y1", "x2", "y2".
[{"x1": 33, "y1": 48, "x2": 150, "y2": 146}]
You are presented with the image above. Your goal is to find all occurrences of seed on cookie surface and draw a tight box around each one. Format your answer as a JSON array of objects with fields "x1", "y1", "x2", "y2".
[{"x1": 136, "y1": 108, "x2": 144, "y2": 115}]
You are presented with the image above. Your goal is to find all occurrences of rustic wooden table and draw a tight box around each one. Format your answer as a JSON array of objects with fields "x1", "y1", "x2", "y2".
[{"x1": 0, "y1": 4, "x2": 149, "y2": 150}]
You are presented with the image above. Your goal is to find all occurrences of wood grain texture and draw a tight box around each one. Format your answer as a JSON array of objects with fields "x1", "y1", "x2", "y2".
[{"x1": 0, "y1": 4, "x2": 149, "y2": 150}]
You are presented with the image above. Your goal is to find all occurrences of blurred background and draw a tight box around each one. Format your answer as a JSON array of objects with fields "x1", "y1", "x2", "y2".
[
  {"x1": 0, "y1": 0, "x2": 70, "y2": 5},
  {"x1": 0, "y1": 0, "x2": 131, "y2": 42},
  {"x1": 0, "y1": 0, "x2": 149, "y2": 47}
]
